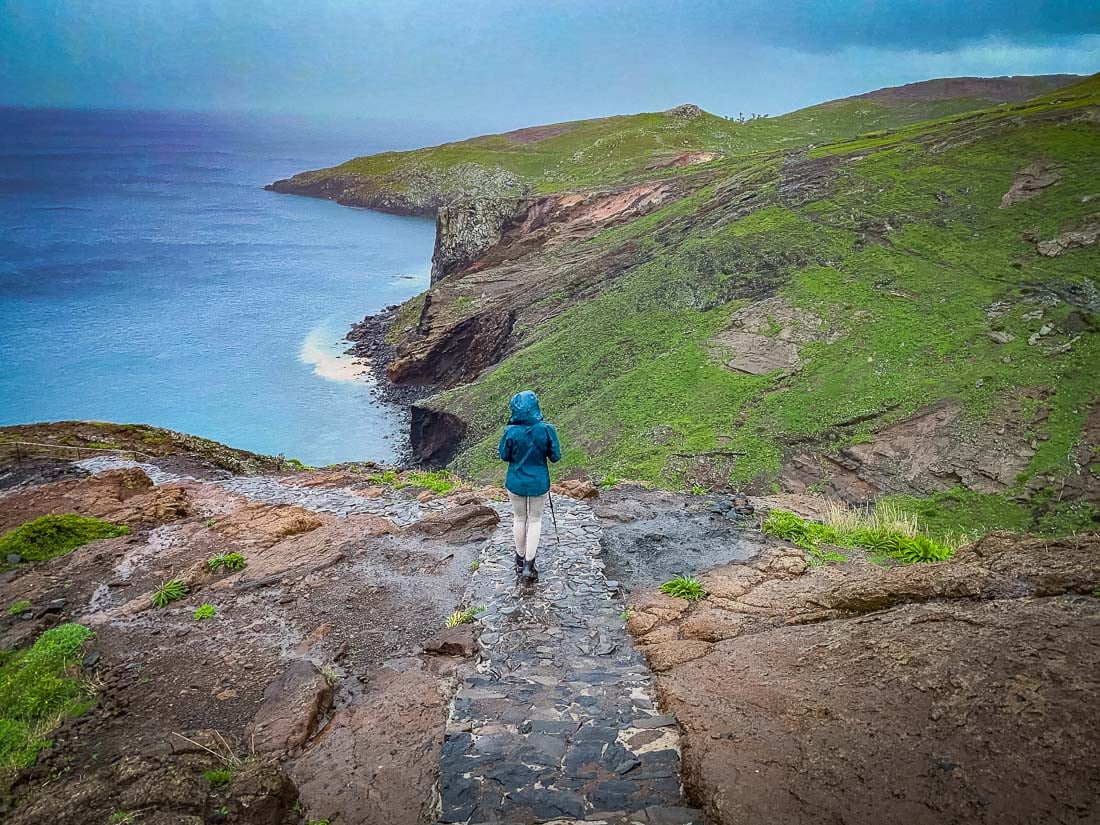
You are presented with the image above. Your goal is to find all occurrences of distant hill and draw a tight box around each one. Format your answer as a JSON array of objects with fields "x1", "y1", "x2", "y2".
[{"x1": 270, "y1": 73, "x2": 1099, "y2": 538}]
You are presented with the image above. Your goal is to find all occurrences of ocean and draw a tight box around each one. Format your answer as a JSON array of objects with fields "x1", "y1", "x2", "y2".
[{"x1": 0, "y1": 108, "x2": 449, "y2": 465}]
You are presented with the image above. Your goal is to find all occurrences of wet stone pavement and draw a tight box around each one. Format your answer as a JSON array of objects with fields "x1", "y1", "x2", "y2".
[
  {"x1": 73, "y1": 456, "x2": 431, "y2": 526},
  {"x1": 441, "y1": 497, "x2": 701, "y2": 825}
]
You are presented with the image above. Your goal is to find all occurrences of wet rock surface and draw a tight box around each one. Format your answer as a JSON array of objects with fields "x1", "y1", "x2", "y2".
[
  {"x1": 595, "y1": 487, "x2": 761, "y2": 590},
  {"x1": 627, "y1": 531, "x2": 1100, "y2": 825},
  {"x1": 439, "y1": 496, "x2": 703, "y2": 824},
  {"x1": 0, "y1": 455, "x2": 483, "y2": 824}
]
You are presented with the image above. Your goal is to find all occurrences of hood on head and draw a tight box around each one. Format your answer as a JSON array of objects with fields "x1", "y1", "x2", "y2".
[{"x1": 509, "y1": 390, "x2": 543, "y2": 424}]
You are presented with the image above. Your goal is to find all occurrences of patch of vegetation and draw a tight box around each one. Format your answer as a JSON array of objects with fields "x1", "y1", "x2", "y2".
[
  {"x1": 445, "y1": 606, "x2": 485, "y2": 627},
  {"x1": 762, "y1": 508, "x2": 954, "y2": 564},
  {"x1": 0, "y1": 623, "x2": 94, "y2": 779},
  {"x1": 0, "y1": 514, "x2": 129, "y2": 564},
  {"x1": 193, "y1": 604, "x2": 216, "y2": 621},
  {"x1": 469, "y1": 559, "x2": 481, "y2": 572},
  {"x1": 204, "y1": 768, "x2": 233, "y2": 787},
  {"x1": 207, "y1": 552, "x2": 247, "y2": 572},
  {"x1": 108, "y1": 813, "x2": 136, "y2": 824},
  {"x1": 659, "y1": 574, "x2": 707, "y2": 601},
  {"x1": 599, "y1": 472, "x2": 620, "y2": 488},
  {"x1": 404, "y1": 470, "x2": 458, "y2": 494},
  {"x1": 620, "y1": 608, "x2": 635, "y2": 621},
  {"x1": 205, "y1": 517, "x2": 217, "y2": 528},
  {"x1": 6, "y1": 600, "x2": 31, "y2": 617},
  {"x1": 365, "y1": 468, "x2": 460, "y2": 494},
  {"x1": 151, "y1": 579, "x2": 188, "y2": 608}
]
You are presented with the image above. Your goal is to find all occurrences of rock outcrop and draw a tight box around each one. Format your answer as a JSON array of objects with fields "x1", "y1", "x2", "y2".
[{"x1": 628, "y1": 532, "x2": 1100, "y2": 825}]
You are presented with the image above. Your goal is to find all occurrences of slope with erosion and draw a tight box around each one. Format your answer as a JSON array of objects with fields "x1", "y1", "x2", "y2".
[{"x1": 272, "y1": 74, "x2": 1099, "y2": 535}]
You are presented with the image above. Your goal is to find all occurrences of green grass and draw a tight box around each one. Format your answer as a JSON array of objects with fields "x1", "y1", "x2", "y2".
[
  {"x1": 366, "y1": 468, "x2": 459, "y2": 494},
  {"x1": 0, "y1": 514, "x2": 129, "y2": 564},
  {"x1": 6, "y1": 600, "x2": 31, "y2": 617},
  {"x1": 0, "y1": 623, "x2": 94, "y2": 780},
  {"x1": 762, "y1": 509, "x2": 953, "y2": 564},
  {"x1": 193, "y1": 604, "x2": 216, "y2": 621},
  {"x1": 204, "y1": 768, "x2": 233, "y2": 787},
  {"x1": 108, "y1": 813, "x2": 136, "y2": 824},
  {"x1": 404, "y1": 470, "x2": 459, "y2": 494},
  {"x1": 469, "y1": 559, "x2": 481, "y2": 572},
  {"x1": 207, "y1": 551, "x2": 247, "y2": 572},
  {"x1": 445, "y1": 606, "x2": 485, "y2": 627},
  {"x1": 151, "y1": 579, "x2": 187, "y2": 608},
  {"x1": 659, "y1": 574, "x2": 707, "y2": 601}
]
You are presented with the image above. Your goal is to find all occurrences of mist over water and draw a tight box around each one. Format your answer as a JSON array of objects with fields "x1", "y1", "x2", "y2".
[{"x1": 0, "y1": 108, "x2": 443, "y2": 465}]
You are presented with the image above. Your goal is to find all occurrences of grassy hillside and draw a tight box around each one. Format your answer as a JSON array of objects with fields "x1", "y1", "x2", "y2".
[
  {"x1": 429, "y1": 76, "x2": 1099, "y2": 534},
  {"x1": 274, "y1": 73, "x2": 1098, "y2": 536},
  {"x1": 276, "y1": 75, "x2": 1080, "y2": 200}
]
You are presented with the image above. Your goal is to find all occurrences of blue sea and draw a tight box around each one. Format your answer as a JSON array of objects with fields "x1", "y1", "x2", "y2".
[{"x1": 0, "y1": 108, "x2": 452, "y2": 465}]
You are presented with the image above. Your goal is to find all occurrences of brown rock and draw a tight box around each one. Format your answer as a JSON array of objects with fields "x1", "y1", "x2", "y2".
[
  {"x1": 406, "y1": 503, "x2": 499, "y2": 540},
  {"x1": 641, "y1": 639, "x2": 713, "y2": 672},
  {"x1": 290, "y1": 661, "x2": 446, "y2": 825},
  {"x1": 679, "y1": 609, "x2": 745, "y2": 642},
  {"x1": 422, "y1": 624, "x2": 479, "y2": 657},
  {"x1": 246, "y1": 659, "x2": 333, "y2": 757},
  {"x1": 551, "y1": 479, "x2": 600, "y2": 501},
  {"x1": 662, "y1": 596, "x2": 1100, "y2": 825},
  {"x1": 228, "y1": 761, "x2": 298, "y2": 824},
  {"x1": 213, "y1": 502, "x2": 322, "y2": 545},
  {"x1": 1000, "y1": 159, "x2": 1061, "y2": 207},
  {"x1": 1035, "y1": 219, "x2": 1100, "y2": 257}
]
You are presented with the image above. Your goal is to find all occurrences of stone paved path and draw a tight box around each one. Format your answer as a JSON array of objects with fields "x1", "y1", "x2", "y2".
[{"x1": 439, "y1": 497, "x2": 701, "y2": 825}]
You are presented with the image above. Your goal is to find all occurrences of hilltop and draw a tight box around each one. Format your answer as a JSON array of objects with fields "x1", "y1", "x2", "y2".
[{"x1": 269, "y1": 72, "x2": 1099, "y2": 538}]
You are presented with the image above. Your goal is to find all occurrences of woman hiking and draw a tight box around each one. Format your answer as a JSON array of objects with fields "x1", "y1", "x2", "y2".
[{"x1": 498, "y1": 390, "x2": 562, "y2": 583}]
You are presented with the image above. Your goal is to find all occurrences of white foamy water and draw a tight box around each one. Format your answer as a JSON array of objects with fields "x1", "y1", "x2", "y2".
[{"x1": 298, "y1": 325, "x2": 372, "y2": 383}]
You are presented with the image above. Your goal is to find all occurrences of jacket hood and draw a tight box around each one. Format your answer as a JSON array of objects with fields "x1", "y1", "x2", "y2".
[{"x1": 509, "y1": 390, "x2": 543, "y2": 425}]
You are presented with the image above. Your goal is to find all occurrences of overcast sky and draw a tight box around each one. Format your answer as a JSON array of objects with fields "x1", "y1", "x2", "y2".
[{"x1": 2, "y1": 1, "x2": 1097, "y2": 133}]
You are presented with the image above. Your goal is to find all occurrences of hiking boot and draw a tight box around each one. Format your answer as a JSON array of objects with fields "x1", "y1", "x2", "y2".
[
  {"x1": 514, "y1": 553, "x2": 525, "y2": 573},
  {"x1": 521, "y1": 558, "x2": 539, "y2": 583}
]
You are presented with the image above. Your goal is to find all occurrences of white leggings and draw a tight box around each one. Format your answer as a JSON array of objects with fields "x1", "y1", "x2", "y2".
[{"x1": 509, "y1": 492, "x2": 547, "y2": 561}]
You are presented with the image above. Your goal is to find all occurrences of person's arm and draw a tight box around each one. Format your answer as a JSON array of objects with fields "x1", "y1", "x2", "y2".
[
  {"x1": 546, "y1": 424, "x2": 562, "y2": 463},
  {"x1": 498, "y1": 429, "x2": 511, "y2": 462}
]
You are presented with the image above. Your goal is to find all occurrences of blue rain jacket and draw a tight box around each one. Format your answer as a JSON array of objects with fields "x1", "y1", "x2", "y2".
[{"x1": 498, "y1": 391, "x2": 562, "y2": 496}]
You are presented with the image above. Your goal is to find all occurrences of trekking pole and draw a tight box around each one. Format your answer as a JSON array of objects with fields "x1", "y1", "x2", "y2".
[{"x1": 548, "y1": 492, "x2": 561, "y2": 550}]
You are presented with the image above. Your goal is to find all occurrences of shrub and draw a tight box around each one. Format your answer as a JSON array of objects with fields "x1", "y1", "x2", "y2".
[
  {"x1": 152, "y1": 579, "x2": 187, "y2": 608},
  {"x1": 0, "y1": 514, "x2": 129, "y2": 564},
  {"x1": 659, "y1": 574, "x2": 706, "y2": 601},
  {"x1": 207, "y1": 552, "x2": 246, "y2": 572},
  {"x1": 0, "y1": 623, "x2": 94, "y2": 777},
  {"x1": 445, "y1": 606, "x2": 484, "y2": 628},
  {"x1": 6, "y1": 600, "x2": 30, "y2": 617},
  {"x1": 193, "y1": 604, "x2": 216, "y2": 620}
]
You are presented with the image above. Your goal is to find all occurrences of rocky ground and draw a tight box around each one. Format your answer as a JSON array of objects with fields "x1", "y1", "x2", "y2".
[
  {"x1": 626, "y1": 532, "x2": 1100, "y2": 825},
  {"x1": 2, "y1": 436, "x2": 1098, "y2": 824}
]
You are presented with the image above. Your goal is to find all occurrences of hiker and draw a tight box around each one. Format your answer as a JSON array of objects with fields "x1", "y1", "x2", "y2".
[{"x1": 498, "y1": 390, "x2": 561, "y2": 582}]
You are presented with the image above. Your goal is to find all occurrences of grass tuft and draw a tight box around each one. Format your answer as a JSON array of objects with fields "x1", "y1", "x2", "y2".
[
  {"x1": 659, "y1": 574, "x2": 707, "y2": 601},
  {"x1": 204, "y1": 768, "x2": 233, "y2": 787},
  {"x1": 763, "y1": 507, "x2": 954, "y2": 564},
  {"x1": 6, "y1": 600, "x2": 31, "y2": 617},
  {"x1": 445, "y1": 606, "x2": 485, "y2": 628},
  {"x1": 207, "y1": 552, "x2": 247, "y2": 572},
  {"x1": 151, "y1": 579, "x2": 187, "y2": 608},
  {"x1": 0, "y1": 514, "x2": 128, "y2": 564},
  {"x1": 193, "y1": 604, "x2": 216, "y2": 621}
]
